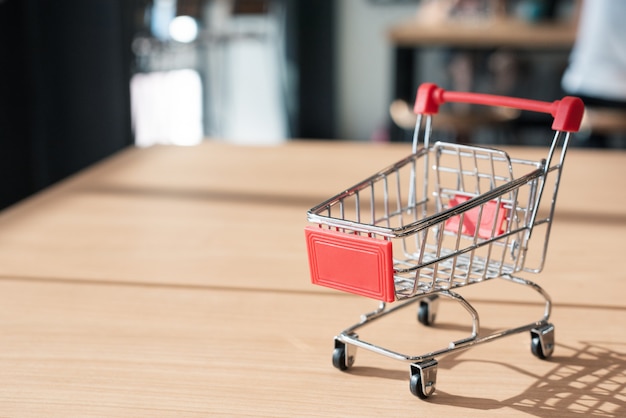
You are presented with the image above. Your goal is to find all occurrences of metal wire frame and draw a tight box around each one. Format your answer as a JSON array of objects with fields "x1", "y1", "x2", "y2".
[{"x1": 306, "y1": 115, "x2": 571, "y2": 300}]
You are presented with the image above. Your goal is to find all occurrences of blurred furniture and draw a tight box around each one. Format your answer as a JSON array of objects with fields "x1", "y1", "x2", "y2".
[
  {"x1": 387, "y1": 17, "x2": 577, "y2": 141},
  {"x1": 389, "y1": 17, "x2": 576, "y2": 49},
  {"x1": 0, "y1": 139, "x2": 623, "y2": 416},
  {"x1": 583, "y1": 108, "x2": 626, "y2": 134},
  {"x1": 577, "y1": 107, "x2": 626, "y2": 147}
]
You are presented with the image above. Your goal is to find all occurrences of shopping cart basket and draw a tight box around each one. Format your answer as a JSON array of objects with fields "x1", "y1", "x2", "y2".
[{"x1": 305, "y1": 83, "x2": 584, "y2": 399}]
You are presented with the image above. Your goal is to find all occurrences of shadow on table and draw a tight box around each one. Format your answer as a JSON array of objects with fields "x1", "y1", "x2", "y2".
[
  {"x1": 352, "y1": 339, "x2": 624, "y2": 417},
  {"x1": 438, "y1": 341, "x2": 625, "y2": 417}
]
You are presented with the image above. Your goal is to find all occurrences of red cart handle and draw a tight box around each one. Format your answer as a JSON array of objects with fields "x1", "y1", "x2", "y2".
[{"x1": 413, "y1": 83, "x2": 585, "y2": 132}]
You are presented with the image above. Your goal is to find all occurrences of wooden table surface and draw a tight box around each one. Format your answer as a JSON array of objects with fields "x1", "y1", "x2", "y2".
[{"x1": 0, "y1": 140, "x2": 624, "y2": 417}]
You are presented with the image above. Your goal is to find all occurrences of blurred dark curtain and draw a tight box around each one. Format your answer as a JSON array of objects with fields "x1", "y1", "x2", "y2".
[
  {"x1": 0, "y1": 0, "x2": 134, "y2": 210},
  {"x1": 285, "y1": 0, "x2": 336, "y2": 139},
  {"x1": 0, "y1": 0, "x2": 336, "y2": 210}
]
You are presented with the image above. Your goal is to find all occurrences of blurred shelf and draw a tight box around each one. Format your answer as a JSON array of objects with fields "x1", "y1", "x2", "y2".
[
  {"x1": 582, "y1": 107, "x2": 626, "y2": 135},
  {"x1": 388, "y1": 17, "x2": 577, "y2": 48}
]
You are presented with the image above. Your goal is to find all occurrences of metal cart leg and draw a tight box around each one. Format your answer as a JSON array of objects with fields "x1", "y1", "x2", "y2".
[
  {"x1": 330, "y1": 275, "x2": 556, "y2": 399},
  {"x1": 500, "y1": 274, "x2": 556, "y2": 360}
]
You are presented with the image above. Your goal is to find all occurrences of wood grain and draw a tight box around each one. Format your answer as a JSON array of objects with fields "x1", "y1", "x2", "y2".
[{"x1": 0, "y1": 139, "x2": 624, "y2": 416}]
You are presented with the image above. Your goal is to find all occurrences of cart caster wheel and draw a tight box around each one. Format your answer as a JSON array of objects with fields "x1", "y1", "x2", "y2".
[
  {"x1": 409, "y1": 360, "x2": 438, "y2": 399},
  {"x1": 332, "y1": 337, "x2": 356, "y2": 371},
  {"x1": 417, "y1": 295, "x2": 439, "y2": 326},
  {"x1": 530, "y1": 337, "x2": 545, "y2": 359},
  {"x1": 409, "y1": 373, "x2": 429, "y2": 399},
  {"x1": 530, "y1": 323, "x2": 555, "y2": 360},
  {"x1": 332, "y1": 347, "x2": 348, "y2": 371}
]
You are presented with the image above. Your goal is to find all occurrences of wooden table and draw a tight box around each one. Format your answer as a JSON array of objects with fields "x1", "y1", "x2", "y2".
[{"x1": 0, "y1": 140, "x2": 624, "y2": 417}]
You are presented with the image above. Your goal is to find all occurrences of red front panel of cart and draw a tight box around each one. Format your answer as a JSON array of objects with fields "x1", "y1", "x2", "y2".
[{"x1": 305, "y1": 226, "x2": 395, "y2": 302}]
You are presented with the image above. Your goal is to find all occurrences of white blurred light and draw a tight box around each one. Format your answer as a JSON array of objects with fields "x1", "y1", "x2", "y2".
[
  {"x1": 131, "y1": 69, "x2": 204, "y2": 147},
  {"x1": 169, "y1": 16, "x2": 198, "y2": 43}
]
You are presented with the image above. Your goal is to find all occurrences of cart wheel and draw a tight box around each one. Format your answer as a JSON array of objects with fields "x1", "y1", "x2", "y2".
[
  {"x1": 332, "y1": 347, "x2": 349, "y2": 371},
  {"x1": 530, "y1": 324, "x2": 555, "y2": 360},
  {"x1": 332, "y1": 336, "x2": 357, "y2": 371},
  {"x1": 409, "y1": 374, "x2": 429, "y2": 399},
  {"x1": 530, "y1": 336, "x2": 546, "y2": 359},
  {"x1": 409, "y1": 360, "x2": 438, "y2": 399},
  {"x1": 417, "y1": 304, "x2": 431, "y2": 326},
  {"x1": 417, "y1": 295, "x2": 439, "y2": 326}
]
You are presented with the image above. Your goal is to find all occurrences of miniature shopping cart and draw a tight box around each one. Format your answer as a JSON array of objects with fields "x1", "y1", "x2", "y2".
[{"x1": 305, "y1": 83, "x2": 584, "y2": 399}]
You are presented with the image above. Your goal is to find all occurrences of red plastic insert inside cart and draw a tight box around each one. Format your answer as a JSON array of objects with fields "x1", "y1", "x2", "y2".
[
  {"x1": 305, "y1": 226, "x2": 396, "y2": 302},
  {"x1": 445, "y1": 195, "x2": 507, "y2": 239}
]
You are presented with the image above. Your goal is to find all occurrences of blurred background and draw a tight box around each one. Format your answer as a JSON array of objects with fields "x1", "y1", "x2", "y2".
[{"x1": 0, "y1": 0, "x2": 624, "y2": 210}]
